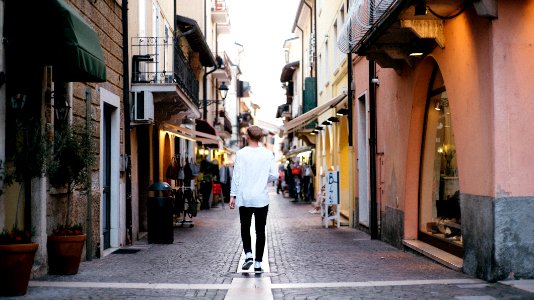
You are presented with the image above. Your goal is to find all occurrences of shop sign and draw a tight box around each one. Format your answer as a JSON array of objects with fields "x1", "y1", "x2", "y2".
[{"x1": 326, "y1": 171, "x2": 339, "y2": 205}]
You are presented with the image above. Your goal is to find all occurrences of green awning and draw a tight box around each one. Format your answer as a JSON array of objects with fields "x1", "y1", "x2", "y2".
[
  {"x1": 49, "y1": 0, "x2": 107, "y2": 82},
  {"x1": 5, "y1": 0, "x2": 106, "y2": 82}
]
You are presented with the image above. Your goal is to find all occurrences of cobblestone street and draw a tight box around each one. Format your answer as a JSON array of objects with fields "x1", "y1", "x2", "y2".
[{"x1": 10, "y1": 188, "x2": 534, "y2": 299}]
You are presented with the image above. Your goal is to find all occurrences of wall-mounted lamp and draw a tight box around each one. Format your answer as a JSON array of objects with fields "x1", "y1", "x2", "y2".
[
  {"x1": 10, "y1": 93, "x2": 27, "y2": 111},
  {"x1": 314, "y1": 126, "x2": 324, "y2": 131},
  {"x1": 310, "y1": 130, "x2": 316, "y2": 135},
  {"x1": 327, "y1": 116, "x2": 340, "y2": 123},
  {"x1": 414, "y1": 0, "x2": 427, "y2": 16},
  {"x1": 54, "y1": 96, "x2": 71, "y2": 122},
  {"x1": 434, "y1": 99, "x2": 441, "y2": 111},
  {"x1": 219, "y1": 81, "x2": 229, "y2": 100},
  {"x1": 409, "y1": 52, "x2": 424, "y2": 57},
  {"x1": 336, "y1": 108, "x2": 349, "y2": 116},
  {"x1": 321, "y1": 120, "x2": 332, "y2": 126}
]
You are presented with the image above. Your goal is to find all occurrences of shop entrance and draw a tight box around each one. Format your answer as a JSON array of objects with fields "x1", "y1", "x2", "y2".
[{"x1": 418, "y1": 66, "x2": 462, "y2": 257}]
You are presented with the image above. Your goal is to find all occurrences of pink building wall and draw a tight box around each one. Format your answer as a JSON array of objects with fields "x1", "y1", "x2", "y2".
[{"x1": 351, "y1": 3, "x2": 534, "y2": 280}]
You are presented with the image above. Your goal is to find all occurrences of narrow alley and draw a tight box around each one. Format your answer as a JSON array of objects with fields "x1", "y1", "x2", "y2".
[{"x1": 10, "y1": 187, "x2": 533, "y2": 300}]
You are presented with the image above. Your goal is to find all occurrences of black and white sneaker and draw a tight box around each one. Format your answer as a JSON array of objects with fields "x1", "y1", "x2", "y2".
[
  {"x1": 254, "y1": 261, "x2": 263, "y2": 273},
  {"x1": 242, "y1": 257, "x2": 253, "y2": 270}
]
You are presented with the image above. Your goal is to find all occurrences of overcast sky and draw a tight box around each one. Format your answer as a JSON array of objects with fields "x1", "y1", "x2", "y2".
[{"x1": 226, "y1": 0, "x2": 299, "y2": 126}]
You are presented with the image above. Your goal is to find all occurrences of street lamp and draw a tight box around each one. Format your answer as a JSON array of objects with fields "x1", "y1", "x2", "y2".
[{"x1": 218, "y1": 81, "x2": 229, "y2": 100}]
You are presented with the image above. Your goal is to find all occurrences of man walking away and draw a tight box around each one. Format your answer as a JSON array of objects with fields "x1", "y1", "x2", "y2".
[{"x1": 229, "y1": 126, "x2": 278, "y2": 273}]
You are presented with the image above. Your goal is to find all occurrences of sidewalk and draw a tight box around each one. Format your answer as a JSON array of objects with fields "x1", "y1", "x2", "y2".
[{"x1": 13, "y1": 187, "x2": 534, "y2": 299}]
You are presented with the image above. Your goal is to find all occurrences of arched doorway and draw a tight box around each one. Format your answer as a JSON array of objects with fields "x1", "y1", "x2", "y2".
[{"x1": 418, "y1": 65, "x2": 462, "y2": 257}]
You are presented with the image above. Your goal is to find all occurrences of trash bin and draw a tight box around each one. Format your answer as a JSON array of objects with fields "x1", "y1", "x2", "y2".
[{"x1": 147, "y1": 182, "x2": 174, "y2": 244}]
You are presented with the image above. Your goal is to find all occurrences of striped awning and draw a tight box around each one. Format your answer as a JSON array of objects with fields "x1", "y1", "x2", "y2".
[{"x1": 281, "y1": 92, "x2": 347, "y2": 133}]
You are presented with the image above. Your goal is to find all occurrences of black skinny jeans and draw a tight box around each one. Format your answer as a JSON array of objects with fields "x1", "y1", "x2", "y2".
[{"x1": 239, "y1": 205, "x2": 269, "y2": 262}]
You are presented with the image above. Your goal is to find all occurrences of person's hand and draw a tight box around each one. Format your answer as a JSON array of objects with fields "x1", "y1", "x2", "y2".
[{"x1": 229, "y1": 196, "x2": 236, "y2": 209}]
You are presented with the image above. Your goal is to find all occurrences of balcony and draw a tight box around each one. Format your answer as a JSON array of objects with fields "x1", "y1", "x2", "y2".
[
  {"x1": 131, "y1": 37, "x2": 200, "y2": 123},
  {"x1": 211, "y1": 0, "x2": 229, "y2": 24},
  {"x1": 212, "y1": 52, "x2": 232, "y2": 82},
  {"x1": 216, "y1": 111, "x2": 233, "y2": 138},
  {"x1": 239, "y1": 112, "x2": 253, "y2": 127}
]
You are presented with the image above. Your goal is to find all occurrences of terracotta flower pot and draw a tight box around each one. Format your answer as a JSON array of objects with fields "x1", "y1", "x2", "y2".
[
  {"x1": 0, "y1": 243, "x2": 39, "y2": 296},
  {"x1": 47, "y1": 234, "x2": 86, "y2": 275}
]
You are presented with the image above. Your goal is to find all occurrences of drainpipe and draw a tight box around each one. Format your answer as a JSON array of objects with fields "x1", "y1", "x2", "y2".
[
  {"x1": 203, "y1": 67, "x2": 218, "y2": 120},
  {"x1": 302, "y1": 0, "x2": 313, "y2": 78},
  {"x1": 346, "y1": 0, "x2": 355, "y2": 227},
  {"x1": 369, "y1": 60, "x2": 378, "y2": 239},
  {"x1": 202, "y1": 0, "x2": 217, "y2": 120},
  {"x1": 296, "y1": 24, "x2": 304, "y2": 103},
  {"x1": 313, "y1": 0, "x2": 317, "y2": 98},
  {"x1": 347, "y1": 1, "x2": 353, "y2": 148},
  {"x1": 368, "y1": 0, "x2": 378, "y2": 239},
  {"x1": 215, "y1": 25, "x2": 219, "y2": 126},
  {"x1": 122, "y1": 0, "x2": 133, "y2": 245}
]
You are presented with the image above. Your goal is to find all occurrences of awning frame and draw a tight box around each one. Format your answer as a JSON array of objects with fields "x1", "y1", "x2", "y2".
[
  {"x1": 282, "y1": 92, "x2": 347, "y2": 133},
  {"x1": 162, "y1": 123, "x2": 219, "y2": 145}
]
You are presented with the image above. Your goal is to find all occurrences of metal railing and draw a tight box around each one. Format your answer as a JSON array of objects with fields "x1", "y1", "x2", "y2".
[
  {"x1": 337, "y1": 0, "x2": 397, "y2": 53},
  {"x1": 131, "y1": 37, "x2": 199, "y2": 106},
  {"x1": 212, "y1": 0, "x2": 227, "y2": 12}
]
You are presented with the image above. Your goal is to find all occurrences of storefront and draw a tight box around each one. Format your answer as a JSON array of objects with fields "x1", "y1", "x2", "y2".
[
  {"x1": 342, "y1": 0, "x2": 534, "y2": 281},
  {"x1": 418, "y1": 66, "x2": 462, "y2": 257}
]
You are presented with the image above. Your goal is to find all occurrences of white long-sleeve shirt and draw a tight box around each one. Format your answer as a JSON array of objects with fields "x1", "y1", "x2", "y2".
[{"x1": 230, "y1": 146, "x2": 278, "y2": 208}]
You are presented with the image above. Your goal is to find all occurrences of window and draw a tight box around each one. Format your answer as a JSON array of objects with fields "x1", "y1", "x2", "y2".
[
  {"x1": 139, "y1": 0, "x2": 146, "y2": 36},
  {"x1": 334, "y1": 22, "x2": 339, "y2": 68},
  {"x1": 419, "y1": 66, "x2": 462, "y2": 257},
  {"x1": 318, "y1": 53, "x2": 322, "y2": 90},
  {"x1": 152, "y1": 2, "x2": 160, "y2": 76},
  {"x1": 324, "y1": 40, "x2": 329, "y2": 86}
]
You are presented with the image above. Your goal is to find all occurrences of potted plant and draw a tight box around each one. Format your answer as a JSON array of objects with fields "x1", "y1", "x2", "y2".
[
  {"x1": 0, "y1": 116, "x2": 45, "y2": 296},
  {"x1": 0, "y1": 228, "x2": 38, "y2": 296},
  {"x1": 46, "y1": 125, "x2": 91, "y2": 275}
]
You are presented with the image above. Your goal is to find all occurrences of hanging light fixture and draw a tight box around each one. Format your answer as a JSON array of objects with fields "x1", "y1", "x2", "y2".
[
  {"x1": 336, "y1": 108, "x2": 349, "y2": 116},
  {"x1": 327, "y1": 116, "x2": 340, "y2": 123},
  {"x1": 218, "y1": 81, "x2": 229, "y2": 100}
]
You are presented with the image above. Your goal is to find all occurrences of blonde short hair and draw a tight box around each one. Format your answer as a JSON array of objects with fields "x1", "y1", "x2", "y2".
[{"x1": 247, "y1": 125, "x2": 264, "y2": 142}]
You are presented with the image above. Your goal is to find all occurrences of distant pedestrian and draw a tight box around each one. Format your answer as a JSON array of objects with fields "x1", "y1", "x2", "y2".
[{"x1": 229, "y1": 126, "x2": 278, "y2": 273}]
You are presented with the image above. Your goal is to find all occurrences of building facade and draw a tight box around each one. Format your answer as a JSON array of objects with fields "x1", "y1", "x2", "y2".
[
  {"x1": 339, "y1": 0, "x2": 534, "y2": 281},
  {"x1": 1, "y1": 0, "x2": 123, "y2": 274},
  {"x1": 280, "y1": 0, "x2": 356, "y2": 227}
]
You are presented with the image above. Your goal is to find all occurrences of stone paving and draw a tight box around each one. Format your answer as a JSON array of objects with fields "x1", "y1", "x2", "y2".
[{"x1": 7, "y1": 187, "x2": 534, "y2": 299}]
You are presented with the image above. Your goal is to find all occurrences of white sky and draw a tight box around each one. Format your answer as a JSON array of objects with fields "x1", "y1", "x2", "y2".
[{"x1": 226, "y1": 0, "x2": 300, "y2": 125}]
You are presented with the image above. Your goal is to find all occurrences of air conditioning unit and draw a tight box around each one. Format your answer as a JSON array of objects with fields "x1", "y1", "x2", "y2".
[
  {"x1": 281, "y1": 104, "x2": 292, "y2": 118},
  {"x1": 131, "y1": 91, "x2": 154, "y2": 123}
]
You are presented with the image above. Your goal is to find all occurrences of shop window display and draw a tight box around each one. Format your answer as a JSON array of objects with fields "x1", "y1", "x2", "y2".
[{"x1": 419, "y1": 69, "x2": 462, "y2": 255}]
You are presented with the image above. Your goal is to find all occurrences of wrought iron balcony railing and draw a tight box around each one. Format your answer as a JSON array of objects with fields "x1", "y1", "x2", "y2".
[{"x1": 131, "y1": 37, "x2": 199, "y2": 106}]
